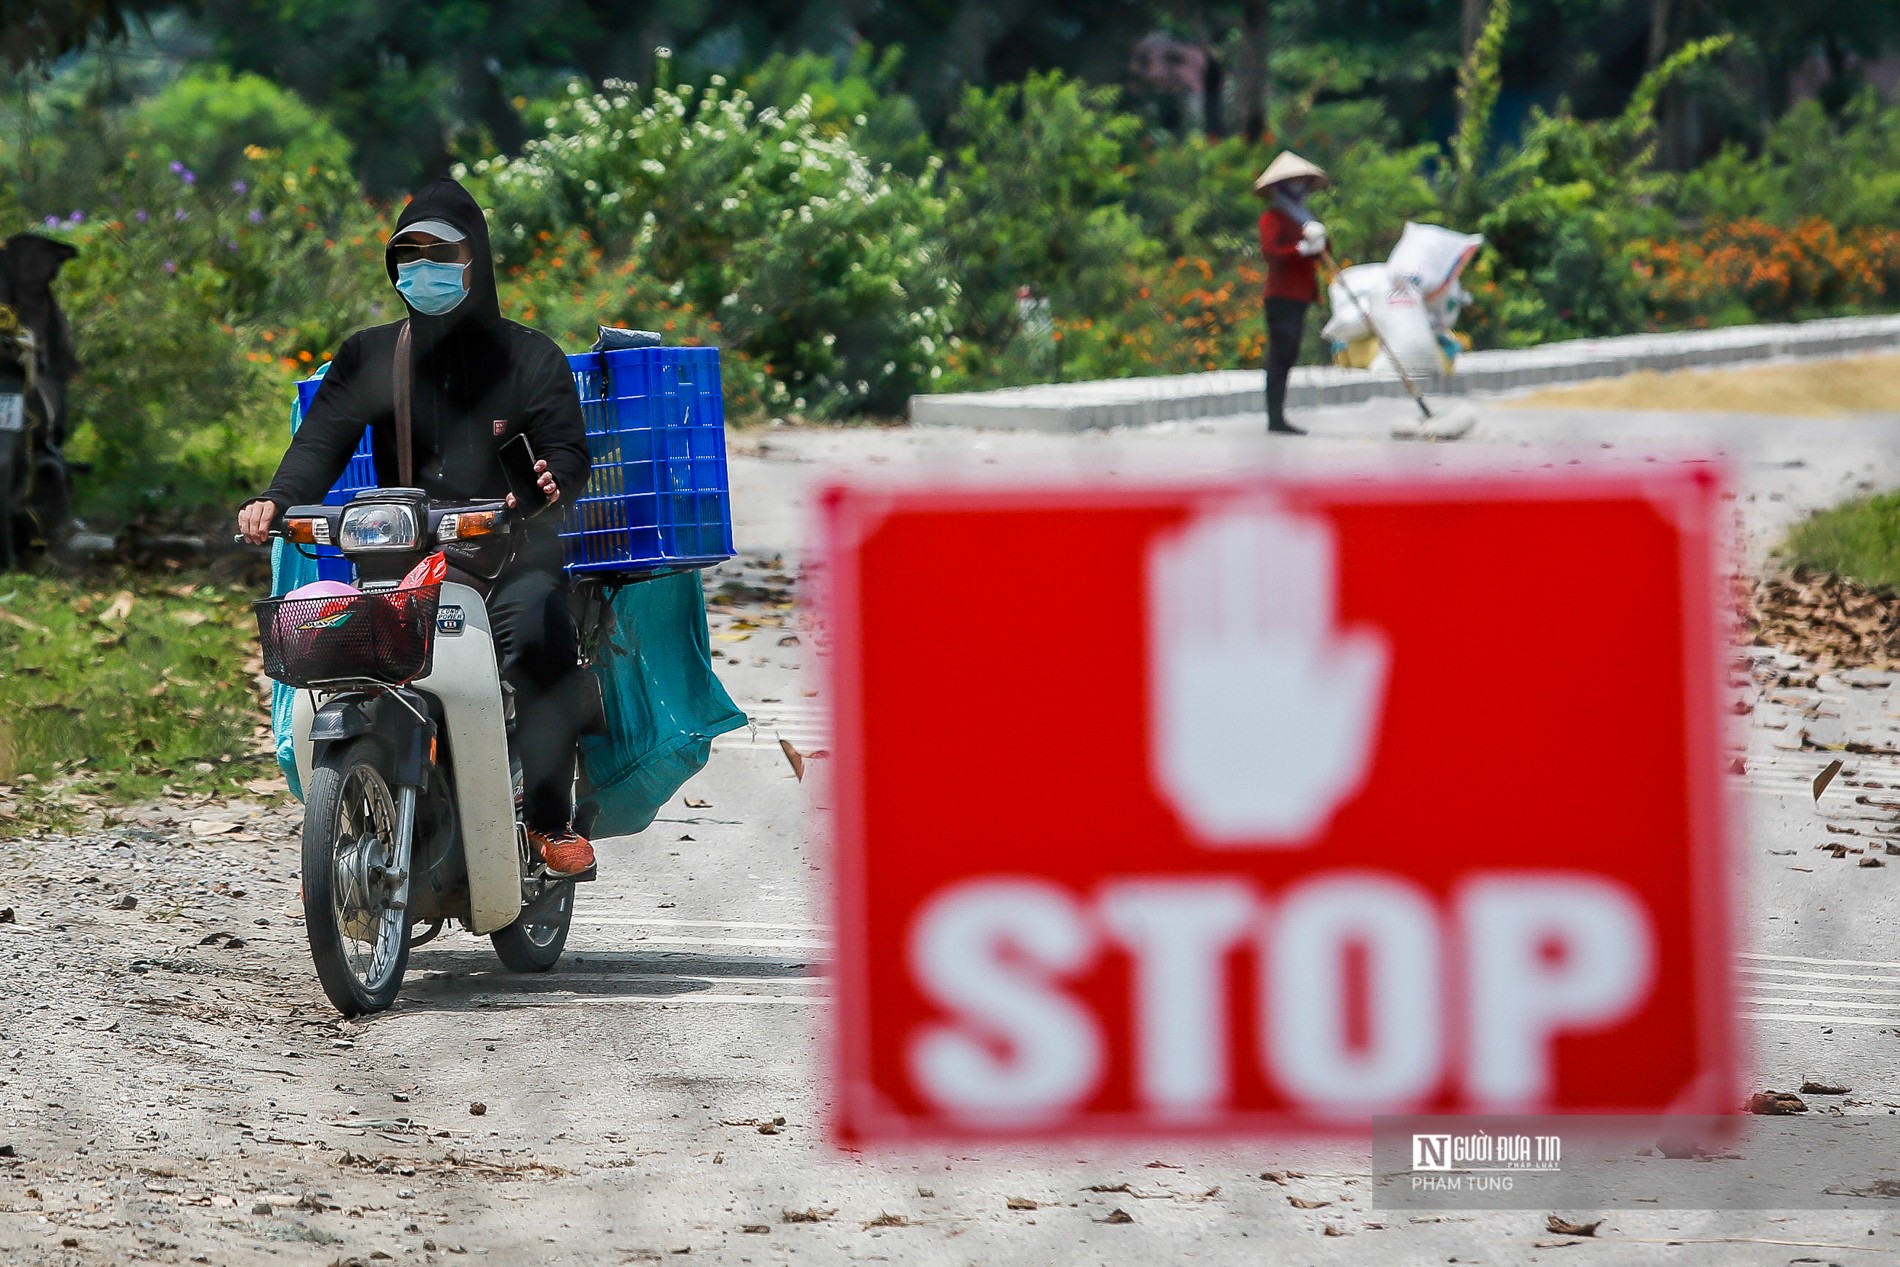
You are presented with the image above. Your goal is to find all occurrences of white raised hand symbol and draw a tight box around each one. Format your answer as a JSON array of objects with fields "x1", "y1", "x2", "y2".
[{"x1": 1146, "y1": 502, "x2": 1389, "y2": 845}]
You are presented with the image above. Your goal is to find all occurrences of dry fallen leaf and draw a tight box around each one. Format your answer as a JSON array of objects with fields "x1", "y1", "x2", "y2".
[
  {"x1": 864, "y1": 1213, "x2": 908, "y2": 1228},
  {"x1": 0, "y1": 608, "x2": 46, "y2": 633},
  {"x1": 1006, "y1": 1197, "x2": 1040, "y2": 1211},
  {"x1": 102, "y1": 590, "x2": 135, "y2": 622},
  {"x1": 779, "y1": 738, "x2": 805, "y2": 781},
  {"x1": 781, "y1": 1208, "x2": 834, "y2": 1224},
  {"x1": 1259, "y1": 1171, "x2": 1304, "y2": 1185},
  {"x1": 1814, "y1": 758, "x2": 1844, "y2": 802},
  {"x1": 1545, "y1": 1215, "x2": 1602, "y2": 1237},
  {"x1": 190, "y1": 820, "x2": 241, "y2": 837},
  {"x1": 1098, "y1": 1209, "x2": 1134, "y2": 1225},
  {"x1": 1746, "y1": 1090, "x2": 1806, "y2": 1115},
  {"x1": 1800, "y1": 1080, "x2": 1851, "y2": 1095},
  {"x1": 684, "y1": 796, "x2": 711, "y2": 809},
  {"x1": 1288, "y1": 1196, "x2": 1331, "y2": 1209}
]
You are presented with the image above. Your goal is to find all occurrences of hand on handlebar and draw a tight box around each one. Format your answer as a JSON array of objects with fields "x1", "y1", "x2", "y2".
[
  {"x1": 237, "y1": 498, "x2": 278, "y2": 545},
  {"x1": 505, "y1": 459, "x2": 560, "y2": 511}
]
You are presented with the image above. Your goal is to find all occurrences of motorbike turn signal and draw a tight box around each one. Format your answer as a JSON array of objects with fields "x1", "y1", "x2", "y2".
[
  {"x1": 440, "y1": 510, "x2": 501, "y2": 540},
  {"x1": 283, "y1": 518, "x2": 320, "y2": 545}
]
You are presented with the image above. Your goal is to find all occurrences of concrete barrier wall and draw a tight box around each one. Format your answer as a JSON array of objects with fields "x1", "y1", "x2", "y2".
[{"x1": 909, "y1": 314, "x2": 1900, "y2": 431}]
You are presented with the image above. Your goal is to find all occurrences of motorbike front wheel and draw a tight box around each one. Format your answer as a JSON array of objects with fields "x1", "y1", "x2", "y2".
[
  {"x1": 302, "y1": 738, "x2": 412, "y2": 1015},
  {"x1": 490, "y1": 880, "x2": 574, "y2": 972}
]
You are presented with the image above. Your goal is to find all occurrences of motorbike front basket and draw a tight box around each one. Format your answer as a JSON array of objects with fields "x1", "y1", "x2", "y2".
[{"x1": 254, "y1": 582, "x2": 442, "y2": 688}]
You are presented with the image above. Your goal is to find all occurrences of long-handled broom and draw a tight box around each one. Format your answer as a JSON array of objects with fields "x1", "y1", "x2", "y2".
[{"x1": 1323, "y1": 250, "x2": 1478, "y2": 441}]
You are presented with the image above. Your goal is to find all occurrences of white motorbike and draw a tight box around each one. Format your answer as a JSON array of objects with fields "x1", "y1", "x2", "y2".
[{"x1": 255, "y1": 487, "x2": 593, "y2": 1016}]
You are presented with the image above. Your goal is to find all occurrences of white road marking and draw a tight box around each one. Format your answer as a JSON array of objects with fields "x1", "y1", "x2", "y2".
[
  {"x1": 1741, "y1": 1012, "x2": 1900, "y2": 1027},
  {"x1": 446, "y1": 974, "x2": 822, "y2": 988},
  {"x1": 475, "y1": 994, "x2": 831, "y2": 1007},
  {"x1": 1741, "y1": 951, "x2": 1900, "y2": 970},
  {"x1": 1742, "y1": 967, "x2": 1900, "y2": 988},
  {"x1": 567, "y1": 934, "x2": 829, "y2": 951},
  {"x1": 1739, "y1": 979, "x2": 1900, "y2": 996},
  {"x1": 1743, "y1": 996, "x2": 1900, "y2": 1012},
  {"x1": 575, "y1": 917, "x2": 824, "y2": 933}
]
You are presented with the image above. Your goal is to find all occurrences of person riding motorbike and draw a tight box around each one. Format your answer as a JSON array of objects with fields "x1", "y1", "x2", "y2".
[{"x1": 237, "y1": 177, "x2": 597, "y2": 876}]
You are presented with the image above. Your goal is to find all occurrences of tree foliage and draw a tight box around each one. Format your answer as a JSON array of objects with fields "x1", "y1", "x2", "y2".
[{"x1": 0, "y1": 0, "x2": 183, "y2": 70}]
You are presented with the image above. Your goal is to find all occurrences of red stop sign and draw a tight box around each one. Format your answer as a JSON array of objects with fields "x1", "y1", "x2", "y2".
[{"x1": 823, "y1": 465, "x2": 1739, "y2": 1143}]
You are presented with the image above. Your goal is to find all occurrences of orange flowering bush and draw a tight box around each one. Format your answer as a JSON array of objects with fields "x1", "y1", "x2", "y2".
[{"x1": 1639, "y1": 218, "x2": 1900, "y2": 324}]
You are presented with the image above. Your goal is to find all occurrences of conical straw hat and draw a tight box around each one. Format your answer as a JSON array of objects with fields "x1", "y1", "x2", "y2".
[{"x1": 1253, "y1": 151, "x2": 1329, "y2": 194}]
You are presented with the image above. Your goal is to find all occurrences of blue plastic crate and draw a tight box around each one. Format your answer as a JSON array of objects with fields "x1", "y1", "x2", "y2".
[{"x1": 295, "y1": 345, "x2": 734, "y2": 581}]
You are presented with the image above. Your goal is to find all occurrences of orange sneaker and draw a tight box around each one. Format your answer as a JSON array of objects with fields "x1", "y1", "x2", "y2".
[{"x1": 528, "y1": 827, "x2": 596, "y2": 877}]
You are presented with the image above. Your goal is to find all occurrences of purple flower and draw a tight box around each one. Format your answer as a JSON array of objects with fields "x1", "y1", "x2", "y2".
[
  {"x1": 163, "y1": 260, "x2": 176, "y2": 273},
  {"x1": 233, "y1": 180, "x2": 248, "y2": 195},
  {"x1": 42, "y1": 215, "x2": 58, "y2": 228},
  {"x1": 169, "y1": 160, "x2": 184, "y2": 174},
  {"x1": 224, "y1": 239, "x2": 237, "y2": 252},
  {"x1": 67, "y1": 210, "x2": 84, "y2": 224},
  {"x1": 174, "y1": 209, "x2": 189, "y2": 222},
  {"x1": 249, "y1": 209, "x2": 264, "y2": 224},
  {"x1": 134, "y1": 209, "x2": 148, "y2": 223},
  {"x1": 181, "y1": 169, "x2": 196, "y2": 185}
]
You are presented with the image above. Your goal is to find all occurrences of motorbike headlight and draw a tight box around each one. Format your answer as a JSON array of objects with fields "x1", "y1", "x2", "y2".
[{"x1": 337, "y1": 503, "x2": 420, "y2": 552}]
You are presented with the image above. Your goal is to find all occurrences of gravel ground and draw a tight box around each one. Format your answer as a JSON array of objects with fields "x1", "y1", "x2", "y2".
[{"x1": 10, "y1": 394, "x2": 1900, "y2": 1265}]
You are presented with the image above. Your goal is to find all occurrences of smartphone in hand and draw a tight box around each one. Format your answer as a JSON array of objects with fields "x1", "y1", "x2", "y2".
[{"x1": 499, "y1": 434, "x2": 550, "y2": 513}]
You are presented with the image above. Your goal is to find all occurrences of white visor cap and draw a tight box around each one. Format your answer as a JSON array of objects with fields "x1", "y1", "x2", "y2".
[{"x1": 391, "y1": 219, "x2": 467, "y2": 243}]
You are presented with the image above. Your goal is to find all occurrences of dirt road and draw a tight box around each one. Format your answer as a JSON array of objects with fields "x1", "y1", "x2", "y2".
[{"x1": 10, "y1": 391, "x2": 1900, "y2": 1264}]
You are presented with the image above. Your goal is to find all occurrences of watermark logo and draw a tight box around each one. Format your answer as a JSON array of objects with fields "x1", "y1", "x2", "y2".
[
  {"x1": 1413, "y1": 1134, "x2": 1454, "y2": 1171},
  {"x1": 1409, "y1": 1130, "x2": 1562, "y2": 1173}
]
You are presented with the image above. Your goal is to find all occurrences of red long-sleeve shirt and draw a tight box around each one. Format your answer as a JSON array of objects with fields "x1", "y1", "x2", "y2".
[{"x1": 1259, "y1": 206, "x2": 1320, "y2": 303}]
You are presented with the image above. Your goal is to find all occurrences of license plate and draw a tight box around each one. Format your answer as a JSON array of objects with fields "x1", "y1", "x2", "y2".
[{"x1": 0, "y1": 394, "x2": 22, "y2": 433}]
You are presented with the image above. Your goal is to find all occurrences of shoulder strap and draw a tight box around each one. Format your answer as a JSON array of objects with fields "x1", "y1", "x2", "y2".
[{"x1": 392, "y1": 319, "x2": 413, "y2": 488}]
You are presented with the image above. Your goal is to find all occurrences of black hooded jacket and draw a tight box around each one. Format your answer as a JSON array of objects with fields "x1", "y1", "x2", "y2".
[{"x1": 257, "y1": 179, "x2": 590, "y2": 571}]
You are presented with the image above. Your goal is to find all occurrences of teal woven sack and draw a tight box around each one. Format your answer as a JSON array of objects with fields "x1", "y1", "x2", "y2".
[
  {"x1": 271, "y1": 365, "x2": 330, "y2": 800},
  {"x1": 580, "y1": 572, "x2": 747, "y2": 838}
]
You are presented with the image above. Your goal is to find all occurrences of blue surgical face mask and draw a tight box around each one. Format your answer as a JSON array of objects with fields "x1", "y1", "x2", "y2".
[{"x1": 394, "y1": 259, "x2": 469, "y2": 316}]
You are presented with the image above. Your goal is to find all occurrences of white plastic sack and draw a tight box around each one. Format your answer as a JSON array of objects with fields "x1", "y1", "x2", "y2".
[
  {"x1": 1386, "y1": 222, "x2": 1484, "y2": 301},
  {"x1": 1366, "y1": 277, "x2": 1446, "y2": 380},
  {"x1": 1426, "y1": 283, "x2": 1472, "y2": 333},
  {"x1": 1320, "y1": 262, "x2": 1389, "y2": 344}
]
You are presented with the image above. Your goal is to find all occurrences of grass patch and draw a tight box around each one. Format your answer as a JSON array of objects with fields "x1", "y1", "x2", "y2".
[
  {"x1": 1782, "y1": 490, "x2": 1900, "y2": 591},
  {"x1": 1513, "y1": 352, "x2": 1900, "y2": 416},
  {"x1": 0, "y1": 572, "x2": 274, "y2": 828}
]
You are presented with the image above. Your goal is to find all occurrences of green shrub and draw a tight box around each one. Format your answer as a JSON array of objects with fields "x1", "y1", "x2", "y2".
[
  {"x1": 49, "y1": 174, "x2": 287, "y2": 518},
  {"x1": 462, "y1": 59, "x2": 954, "y2": 417},
  {"x1": 21, "y1": 73, "x2": 386, "y2": 519},
  {"x1": 1674, "y1": 92, "x2": 1900, "y2": 232},
  {"x1": 938, "y1": 72, "x2": 1164, "y2": 386},
  {"x1": 135, "y1": 66, "x2": 354, "y2": 189},
  {"x1": 741, "y1": 46, "x2": 934, "y2": 176}
]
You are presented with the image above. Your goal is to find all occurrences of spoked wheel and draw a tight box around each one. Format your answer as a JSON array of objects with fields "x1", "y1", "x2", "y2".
[
  {"x1": 302, "y1": 739, "x2": 412, "y2": 1015},
  {"x1": 490, "y1": 879, "x2": 574, "y2": 973}
]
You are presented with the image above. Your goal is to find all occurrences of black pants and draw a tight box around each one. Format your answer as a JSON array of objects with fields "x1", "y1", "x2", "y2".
[
  {"x1": 1265, "y1": 297, "x2": 1309, "y2": 428},
  {"x1": 486, "y1": 564, "x2": 582, "y2": 833}
]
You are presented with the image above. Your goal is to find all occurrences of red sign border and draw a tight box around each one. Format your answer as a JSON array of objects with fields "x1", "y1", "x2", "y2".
[{"x1": 822, "y1": 463, "x2": 1742, "y2": 1145}]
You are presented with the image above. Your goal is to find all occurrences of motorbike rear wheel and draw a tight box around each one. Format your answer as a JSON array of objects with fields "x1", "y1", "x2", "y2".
[
  {"x1": 303, "y1": 738, "x2": 412, "y2": 1015},
  {"x1": 490, "y1": 881, "x2": 573, "y2": 972}
]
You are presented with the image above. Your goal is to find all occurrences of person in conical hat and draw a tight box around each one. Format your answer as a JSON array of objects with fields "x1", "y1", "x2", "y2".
[{"x1": 1254, "y1": 151, "x2": 1330, "y2": 435}]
